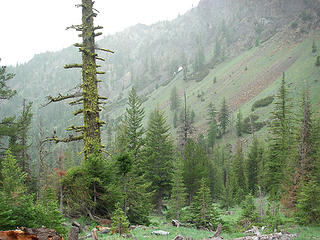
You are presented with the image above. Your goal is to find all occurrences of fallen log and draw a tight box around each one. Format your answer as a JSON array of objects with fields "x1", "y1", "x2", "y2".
[{"x1": 0, "y1": 227, "x2": 63, "y2": 240}]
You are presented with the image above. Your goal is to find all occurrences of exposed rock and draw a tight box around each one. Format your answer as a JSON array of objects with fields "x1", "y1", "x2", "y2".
[
  {"x1": 173, "y1": 235, "x2": 184, "y2": 240},
  {"x1": 0, "y1": 227, "x2": 63, "y2": 240},
  {"x1": 151, "y1": 230, "x2": 170, "y2": 236},
  {"x1": 171, "y1": 219, "x2": 181, "y2": 227}
]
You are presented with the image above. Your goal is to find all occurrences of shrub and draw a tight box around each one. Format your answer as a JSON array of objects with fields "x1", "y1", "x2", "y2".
[
  {"x1": 242, "y1": 114, "x2": 266, "y2": 134},
  {"x1": 316, "y1": 56, "x2": 320, "y2": 66},
  {"x1": 241, "y1": 194, "x2": 258, "y2": 223},
  {"x1": 252, "y1": 96, "x2": 274, "y2": 111},
  {"x1": 291, "y1": 22, "x2": 298, "y2": 29}
]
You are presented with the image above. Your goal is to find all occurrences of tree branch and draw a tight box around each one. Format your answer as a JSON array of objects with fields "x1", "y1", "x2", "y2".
[
  {"x1": 64, "y1": 64, "x2": 83, "y2": 69},
  {"x1": 45, "y1": 135, "x2": 83, "y2": 144},
  {"x1": 43, "y1": 92, "x2": 82, "y2": 107}
]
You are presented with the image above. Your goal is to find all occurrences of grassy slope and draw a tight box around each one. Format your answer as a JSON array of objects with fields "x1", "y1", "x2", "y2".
[{"x1": 127, "y1": 32, "x2": 320, "y2": 144}]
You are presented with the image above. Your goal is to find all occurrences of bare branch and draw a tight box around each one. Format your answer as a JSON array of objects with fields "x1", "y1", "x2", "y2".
[
  {"x1": 64, "y1": 64, "x2": 83, "y2": 69},
  {"x1": 45, "y1": 135, "x2": 83, "y2": 144},
  {"x1": 42, "y1": 92, "x2": 82, "y2": 107},
  {"x1": 95, "y1": 48, "x2": 114, "y2": 54},
  {"x1": 73, "y1": 109, "x2": 83, "y2": 116}
]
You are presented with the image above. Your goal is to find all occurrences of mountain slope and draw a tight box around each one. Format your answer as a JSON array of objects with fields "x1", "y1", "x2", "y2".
[{"x1": 2, "y1": 0, "x2": 320, "y2": 146}]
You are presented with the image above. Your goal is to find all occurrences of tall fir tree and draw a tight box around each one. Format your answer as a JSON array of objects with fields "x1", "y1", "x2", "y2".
[
  {"x1": 145, "y1": 108, "x2": 174, "y2": 214},
  {"x1": 170, "y1": 86, "x2": 180, "y2": 111},
  {"x1": 190, "y1": 178, "x2": 221, "y2": 230},
  {"x1": 167, "y1": 156, "x2": 187, "y2": 221},
  {"x1": 266, "y1": 73, "x2": 295, "y2": 200},
  {"x1": 246, "y1": 137, "x2": 260, "y2": 195},
  {"x1": 218, "y1": 98, "x2": 229, "y2": 135},
  {"x1": 231, "y1": 142, "x2": 247, "y2": 203}
]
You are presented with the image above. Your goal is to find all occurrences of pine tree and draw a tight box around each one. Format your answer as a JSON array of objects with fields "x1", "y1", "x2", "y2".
[
  {"x1": 0, "y1": 60, "x2": 16, "y2": 102},
  {"x1": 266, "y1": 73, "x2": 295, "y2": 200},
  {"x1": 183, "y1": 139, "x2": 208, "y2": 204},
  {"x1": 167, "y1": 156, "x2": 187, "y2": 221},
  {"x1": 116, "y1": 87, "x2": 151, "y2": 225},
  {"x1": 170, "y1": 86, "x2": 180, "y2": 111},
  {"x1": 236, "y1": 109, "x2": 243, "y2": 137},
  {"x1": 218, "y1": 98, "x2": 229, "y2": 135},
  {"x1": 247, "y1": 137, "x2": 260, "y2": 195},
  {"x1": 294, "y1": 88, "x2": 320, "y2": 224},
  {"x1": 122, "y1": 87, "x2": 145, "y2": 163},
  {"x1": 190, "y1": 178, "x2": 221, "y2": 230},
  {"x1": 207, "y1": 103, "x2": 218, "y2": 150},
  {"x1": 231, "y1": 142, "x2": 247, "y2": 203},
  {"x1": 111, "y1": 202, "x2": 130, "y2": 236},
  {"x1": 46, "y1": 0, "x2": 113, "y2": 160},
  {"x1": 312, "y1": 40, "x2": 317, "y2": 54},
  {"x1": 145, "y1": 108, "x2": 174, "y2": 214}
]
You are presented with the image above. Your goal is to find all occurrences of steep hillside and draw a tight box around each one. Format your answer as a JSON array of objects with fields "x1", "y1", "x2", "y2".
[{"x1": 2, "y1": 0, "x2": 320, "y2": 147}]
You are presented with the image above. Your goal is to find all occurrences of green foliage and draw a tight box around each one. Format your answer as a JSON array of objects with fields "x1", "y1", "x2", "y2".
[
  {"x1": 145, "y1": 108, "x2": 174, "y2": 213},
  {"x1": 183, "y1": 139, "x2": 208, "y2": 204},
  {"x1": 115, "y1": 152, "x2": 132, "y2": 176},
  {"x1": 264, "y1": 201, "x2": 285, "y2": 230},
  {"x1": 0, "y1": 150, "x2": 65, "y2": 233},
  {"x1": 312, "y1": 40, "x2": 317, "y2": 54},
  {"x1": 236, "y1": 110, "x2": 243, "y2": 137},
  {"x1": 0, "y1": 60, "x2": 17, "y2": 101},
  {"x1": 167, "y1": 157, "x2": 187, "y2": 221},
  {"x1": 251, "y1": 96, "x2": 274, "y2": 111},
  {"x1": 170, "y1": 86, "x2": 180, "y2": 111},
  {"x1": 291, "y1": 22, "x2": 298, "y2": 29},
  {"x1": 240, "y1": 194, "x2": 258, "y2": 223},
  {"x1": 241, "y1": 114, "x2": 266, "y2": 134},
  {"x1": 246, "y1": 137, "x2": 261, "y2": 195},
  {"x1": 316, "y1": 56, "x2": 320, "y2": 66},
  {"x1": 295, "y1": 177, "x2": 320, "y2": 225},
  {"x1": 218, "y1": 98, "x2": 229, "y2": 135},
  {"x1": 266, "y1": 73, "x2": 295, "y2": 200},
  {"x1": 111, "y1": 202, "x2": 130, "y2": 235},
  {"x1": 190, "y1": 178, "x2": 222, "y2": 230}
]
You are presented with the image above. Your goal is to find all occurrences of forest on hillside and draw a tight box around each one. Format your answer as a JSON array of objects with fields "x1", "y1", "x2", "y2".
[{"x1": 1, "y1": 0, "x2": 320, "y2": 239}]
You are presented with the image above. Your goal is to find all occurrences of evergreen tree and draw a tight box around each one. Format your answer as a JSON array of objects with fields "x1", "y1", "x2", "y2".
[
  {"x1": 207, "y1": 103, "x2": 218, "y2": 150},
  {"x1": 294, "y1": 89, "x2": 320, "y2": 224},
  {"x1": 116, "y1": 87, "x2": 151, "y2": 225},
  {"x1": 0, "y1": 60, "x2": 16, "y2": 102},
  {"x1": 236, "y1": 109, "x2": 243, "y2": 137},
  {"x1": 145, "y1": 108, "x2": 174, "y2": 214},
  {"x1": 231, "y1": 142, "x2": 247, "y2": 203},
  {"x1": 111, "y1": 202, "x2": 130, "y2": 236},
  {"x1": 0, "y1": 150, "x2": 65, "y2": 233},
  {"x1": 218, "y1": 98, "x2": 229, "y2": 135},
  {"x1": 247, "y1": 137, "x2": 260, "y2": 195},
  {"x1": 167, "y1": 156, "x2": 187, "y2": 221},
  {"x1": 241, "y1": 194, "x2": 258, "y2": 223},
  {"x1": 170, "y1": 86, "x2": 180, "y2": 111},
  {"x1": 312, "y1": 40, "x2": 317, "y2": 53},
  {"x1": 266, "y1": 73, "x2": 294, "y2": 200},
  {"x1": 183, "y1": 139, "x2": 208, "y2": 204},
  {"x1": 190, "y1": 178, "x2": 221, "y2": 230}
]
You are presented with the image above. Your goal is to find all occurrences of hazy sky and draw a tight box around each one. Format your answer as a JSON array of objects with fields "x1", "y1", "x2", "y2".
[{"x1": 0, "y1": 0, "x2": 200, "y2": 66}]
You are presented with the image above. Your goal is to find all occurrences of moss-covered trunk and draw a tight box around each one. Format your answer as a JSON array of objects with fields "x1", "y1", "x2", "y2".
[{"x1": 81, "y1": 0, "x2": 101, "y2": 159}]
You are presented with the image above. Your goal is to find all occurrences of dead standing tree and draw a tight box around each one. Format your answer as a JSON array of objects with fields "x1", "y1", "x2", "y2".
[{"x1": 45, "y1": 0, "x2": 113, "y2": 159}]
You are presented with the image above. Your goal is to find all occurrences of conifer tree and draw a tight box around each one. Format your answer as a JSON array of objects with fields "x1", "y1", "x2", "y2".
[
  {"x1": 247, "y1": 137, "x2": 260, "y2": 195},
  {"x1": 167, "y1": 156, "x2": 187, "y2": 221},
  {"x1": 183, "y1": 139, "x2": 208, "y2": 204},
  {"x1": 294, "y1": 89, "x2": 320, "y2": 223},
  {"x1": 218, "y1": 98, "x2": 229, "y2": 135},
  {"x1": 0, "y1": 60, "x2": 16, "y2": 102},
  {"x1": 46, "y1": 0, "x2": 113, "y2": 160},
  {"x1": 116, "y1": 87, "x2": 151, "y2": 224},
  {"x1": 207, "y1": 103, "x2": 218, "y2": 150},
  {"x1": 170, "y1": 86, "x2": 180, "y2": 111},
  {"x1": 111, "y1": 202, "x2": 130, "y2": 236},
  {"x1": 231, "y1": 142, "x2": 247, "y2": 203},
  {"x1": 266, "y1": 73, "x2": 294, "y2": 200},
  {"x1": 190, "y1": 178, "x2": 221, "y2": 230},
  {"x1": 236, "y1": 109, "x2": 243, "y2": 137},
  {"x1": 145, "y1": 108, "x2": 174, "y2": 214}
]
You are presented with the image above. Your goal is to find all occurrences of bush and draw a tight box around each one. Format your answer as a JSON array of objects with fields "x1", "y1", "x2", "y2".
[
  {"x1": 242, "y1": 114, "x2": 266, "y2": 134},
  {"x1": 241, "y1": 194, "x2": 258, "y2": 223},
  {"x1": 251, "y1": 96, "x2": 274, "y2": 111},
  {"x1": 316, "y1": 56, "x2": 320, "y2": 66},
  {"x1": 291, "y1": 22, "x2": 298, "y2": 29}
]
